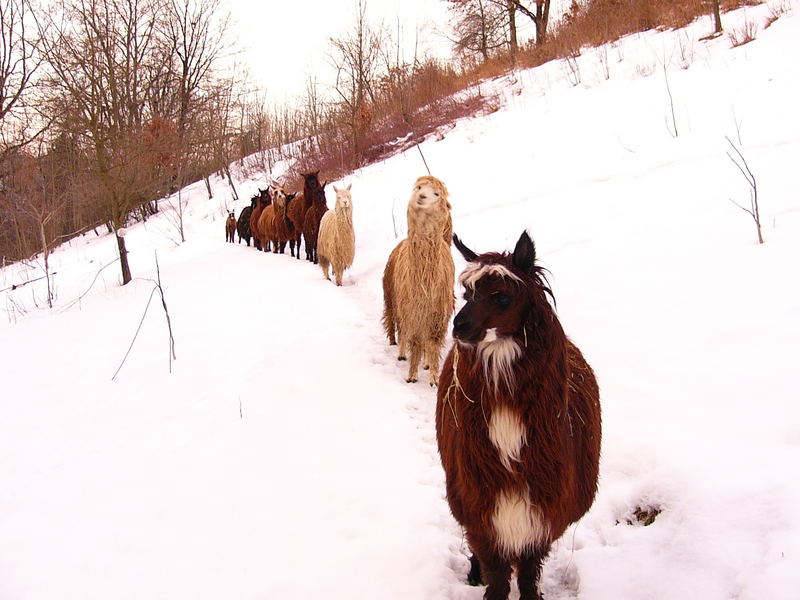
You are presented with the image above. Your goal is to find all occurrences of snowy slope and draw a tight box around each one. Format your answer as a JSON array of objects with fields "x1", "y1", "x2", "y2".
[{"x1": 2, "y1": 3, "x2": 799, "y2": 599}]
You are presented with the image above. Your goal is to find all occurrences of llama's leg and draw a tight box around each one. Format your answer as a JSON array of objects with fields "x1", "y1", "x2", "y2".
[
  {"x1": 289, "y1": 239, "x2": 296, "y2": 257},
  {"x1": 319, "y1": 256, "x2": 330, "y2": 280},
  {"x1": 467, "y1": 554, "x2": 483, "y2": 586},
  {"x1": 407, "y1": 340, "x2": 422, "y2": 383},
  {"x1": 397, "y1": 335, "x2": 407, "y2": 360},
  {"x1": 516, "y1": 548, "x2": 547, "y2": 600},
  {"x1": 424, "y1": 340, "x2": 441, "y2": 387},
  {"x1": 334, "y1": 263, "x2": 343, "y2": 286},
  {"x1": 465, "y1": 533, "x2": 512, "y2": 600}
]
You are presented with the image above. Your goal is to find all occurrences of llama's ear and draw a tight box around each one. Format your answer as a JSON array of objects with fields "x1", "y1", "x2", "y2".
[
  {"x1": 453, "y1": 234, "x2": 478, "y2": 263},
  {"x1": 512, "y1": 231, "x2": 536, "y2": 275},
  {"x1": 333, "y1": 185, "x2": 340, "y2": 193},
  {"x1": 346, "y1": 183, "x2": 352, "y2": 191}
]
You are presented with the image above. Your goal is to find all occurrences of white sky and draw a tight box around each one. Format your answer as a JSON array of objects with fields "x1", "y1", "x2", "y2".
[
  {"x1": 226, "y1": 0, "x2": 454, "y2": 103},
  {"x1": 225, "y1": 0, "x2": 568, "y2": 104}
]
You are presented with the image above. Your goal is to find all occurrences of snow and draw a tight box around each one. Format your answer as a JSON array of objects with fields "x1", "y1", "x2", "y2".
[{"x1": 2, "y1": 3, "x2": 800, "y2": 598}]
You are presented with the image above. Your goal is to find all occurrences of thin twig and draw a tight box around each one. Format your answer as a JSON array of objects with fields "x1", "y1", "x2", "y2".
[
  {"x1": 416, "y1": 143, "x2": 431, "y2": 175},
  {"x1": 154, "y1": 254, "x2": 177, "y2": 372},
  {"x1": 112, "y1": 287, "x2": 159, "y2": 381},
  {"x1": 0, "y1": 271, "x2": 58, "y2": 293},
  {"x1": 725, "y1": 136, "x2": 763, "y2": 244},
  {"x1": 111, "y1": 252, "x2": 177, "y2": 380},
  {"x1": 60, "y1": 258, "x2": 120, "y2": 312}
]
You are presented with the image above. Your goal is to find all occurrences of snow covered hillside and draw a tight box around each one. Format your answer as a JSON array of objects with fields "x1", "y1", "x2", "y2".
[{"x1": 2, "y1": 3, "x2": 799, "y2": 599}]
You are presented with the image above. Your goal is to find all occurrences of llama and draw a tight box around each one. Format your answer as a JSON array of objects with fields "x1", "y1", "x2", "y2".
[
  {"x1": 249, "y1": 187, "x2": 271, "y2": 251},
  {"x1": 382, "y1": 175, "x2": 454, "y2": 385},
  {"x1": 317, "y1": 184, "x2": 355, "y2": 286},
  {"x1": 303, "y1": 183, "x2": 328, "y2": 264},
  {"x1": 287, "y1": 171, "x2": 322, "y2": 260},
  {"x1": 436, "y1": 231, "x2": 602, "y2": 600},
  {"x1": 259, "y1": 185, "x2": 295, "y2": 253},
  {"x1": 237, "y1": 196, "x2": 257, "y2": 246},
  {"x1": 225, "y1": 212, "x2": 236, "y2": 243}
]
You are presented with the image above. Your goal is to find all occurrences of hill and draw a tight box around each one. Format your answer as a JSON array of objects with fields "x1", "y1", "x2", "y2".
[{"x1": 1, "y1": 3, "x2": 799, "y2": 598}]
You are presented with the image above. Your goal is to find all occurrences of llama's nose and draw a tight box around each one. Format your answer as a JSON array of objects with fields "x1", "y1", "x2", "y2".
[{"x1": 453, "y1": 309, "x2": 472, "y2": 339}]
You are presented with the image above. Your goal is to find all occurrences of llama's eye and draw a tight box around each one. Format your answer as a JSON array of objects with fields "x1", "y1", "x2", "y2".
[
  {"x1": 492, "y1": 293, "x2": 511, "y2": 308},
  {"x1": 434, "y1": 192, "x2": 439, "y2": 197}
]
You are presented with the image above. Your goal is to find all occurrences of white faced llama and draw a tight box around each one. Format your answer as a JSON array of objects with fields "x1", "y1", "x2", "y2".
[
  {"x1": 317, "y1": 184, "x2": 355, "y2": 286},
  {"x1": 382, "y1": 175, "x2": 454, "y2": 386},
  {"x1": 436, "y1": 231, "x2": 602, "y2": 600}
]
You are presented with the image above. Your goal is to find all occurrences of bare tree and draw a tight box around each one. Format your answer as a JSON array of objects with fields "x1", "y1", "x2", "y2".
[
  {"x1": 508, "y1": 0, "x2": 551, "y2": 46},
  {"x1": 161, "y1": 0, "x2": 230, "y2": 185},
  {"x1": 446, "y1": 0, "x2": 507, "y2": 62},
  {"x1": 507, "y1": 0, "x2": 518, "y2": 58},
  {"x1": 328, "y1": 0, "x2": 384, "y2": 164},
  {"x1": 40, "y1": 0, "x2": 167, "y2": 285},
  {"x1": 0, "y1": 0, "x2": 46, "y2": 159},
  {"x1": 711, "y1": 0, "x2": 723, "y2": 34}
]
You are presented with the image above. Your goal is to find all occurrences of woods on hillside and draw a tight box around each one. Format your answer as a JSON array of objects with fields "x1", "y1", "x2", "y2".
[{"x1": 1, "y1": 0, "x2": 741, "y2": 290}]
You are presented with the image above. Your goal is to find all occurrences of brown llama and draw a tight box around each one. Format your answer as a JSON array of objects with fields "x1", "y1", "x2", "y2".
[
  {"x1": 249, "y1": 187, "x2": 271, "y2": 251},
  {"x1": 262, "y1": 186, "x2": 295, "y2": 253},
  {"x1": 225, "y1": 211, "x2": 236, "y2": 243},
  {"x1": 303, "y1": 183, "x2": 328, "y2": 264},
  {"x1": 436, "y1": 231, "x2": 602, "y2": 600},
  {"x1": 382, "y1": 175, "x2": 454, "y2": 386},
  {"x1": 287, "y1": 171, "x2": 322, "y2": 260}
]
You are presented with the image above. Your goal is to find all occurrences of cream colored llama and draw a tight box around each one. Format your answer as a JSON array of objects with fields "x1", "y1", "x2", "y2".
[
  {"x1": 317, "y1": 184, "x2": 355, "y2": 286},
  {"x1": 382, "y1": 175, "x2": 454, "y2": 386}
]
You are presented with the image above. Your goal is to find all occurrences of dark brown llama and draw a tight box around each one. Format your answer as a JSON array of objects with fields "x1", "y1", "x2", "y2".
[
  {"x1": 237, "y1": 196, "x2": 258, "y2": 246},
  {"x1": 225, "y1": 212, "x2": 236, "y2": 243},
  {"x1": 287, "y1": 171, "x2": 322, "y2": 260},
  {"x1": 303, "y1": 184, "x2": 328, "y2": 264},
  {"x1": 249, "y1": 187, "x2": 271, "y2": 251},
  {"x1": 436, "y1": 231, "x2": 602, "y2": 600}
]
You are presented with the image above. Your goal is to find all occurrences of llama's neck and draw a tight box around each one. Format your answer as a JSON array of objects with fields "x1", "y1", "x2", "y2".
[
  {"x1": 303, "y1": 188, "x2": 315, "y2": 209},
  {"x1": 335, "y1": 204, "x2": 353, "y2": 226},
  {"x1": 408, "y1": 208, "x2": 448, "y2": 239}
]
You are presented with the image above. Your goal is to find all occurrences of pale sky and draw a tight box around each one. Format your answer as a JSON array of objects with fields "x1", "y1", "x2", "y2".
[{"x1": 227, "y1": 0, "x2": 454, "y2": 104}]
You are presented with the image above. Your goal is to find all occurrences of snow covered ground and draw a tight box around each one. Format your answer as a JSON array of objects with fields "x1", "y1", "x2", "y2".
[{"x1": 2, "y1": 3, "x2": 799, "y2": 598}]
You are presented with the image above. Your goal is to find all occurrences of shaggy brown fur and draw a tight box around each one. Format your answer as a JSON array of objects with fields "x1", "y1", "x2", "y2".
[
  {"x1": 249, "y1": 188, "x2": 271, "y2": 251},
  {"x1": 303, "y1": 185, "x2": 328, "y2": 264},
  {"x1": 259, "y1": 187, "x2": 295, "y2": 253},
  {"x1": 436, "y1": 231, "x2": 601, "y2": 600},
  {"x1": 382, "y1": 175, "x2": 455, "y2": 385},
  {"x1": 287, "y1": 171, "x2": 322, "y2": 260},
  {"x1": 225, "y1": 212, "x2": 236, "y2": 243},
  {"x1": 318, "y1": 184, "x2": 355, "y2": 286}
]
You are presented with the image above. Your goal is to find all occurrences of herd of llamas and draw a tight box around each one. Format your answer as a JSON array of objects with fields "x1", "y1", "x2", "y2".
[{"x1": 225, "y1": 173, "x2": 602, "y2": 600}]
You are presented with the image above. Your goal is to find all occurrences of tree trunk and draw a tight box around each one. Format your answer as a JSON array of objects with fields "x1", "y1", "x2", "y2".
[
  {"x1": 225, "y1": 165, "x2": 238, "y2": 200},
  {"x1": 536, "y1": 0, "x2": 550, "y2": 45},
  {"x1": 712, "y1": 0, "x2": 722, "y2": 33},
  {"x1": 116, "y1": 232, "x2": 132, "y2": 285},
  {"x1": 204, "y1": 175, "x2": 213, "y2": 199},
  {"x1": 508, "y1": 0, "x2": 518, "y2": 59},
  {"x1": 39, "y1": 221, "x2": 53, "y2": 308}
]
